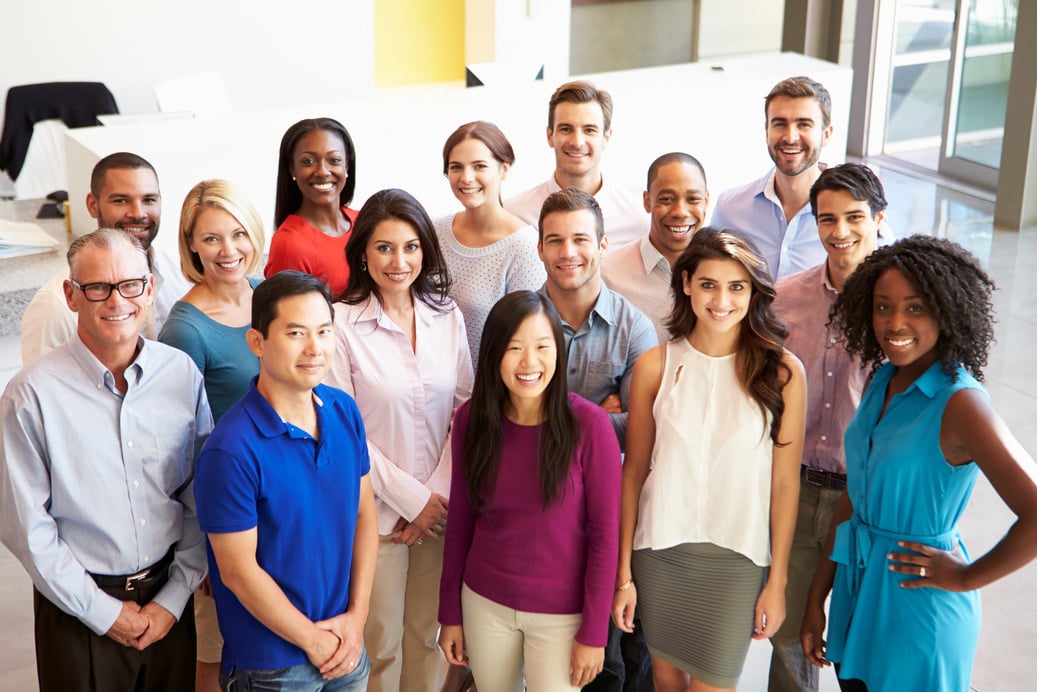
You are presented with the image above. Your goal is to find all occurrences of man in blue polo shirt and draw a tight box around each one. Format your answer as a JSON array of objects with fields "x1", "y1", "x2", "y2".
[{"x1": 194, "y1": 271, "x2": 378, "y2": 690}]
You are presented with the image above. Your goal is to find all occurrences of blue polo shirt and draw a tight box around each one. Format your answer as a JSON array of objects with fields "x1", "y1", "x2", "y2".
[{"x1": 195, "y1": 378, "x2": 370, "y2": 672}]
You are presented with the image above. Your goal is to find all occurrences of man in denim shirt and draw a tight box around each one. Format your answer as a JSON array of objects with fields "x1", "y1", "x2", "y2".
[{"x1": 536, "y1": 188, "x2": 656, "y2": 691}]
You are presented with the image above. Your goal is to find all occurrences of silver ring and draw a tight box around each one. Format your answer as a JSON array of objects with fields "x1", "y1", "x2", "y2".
[
  {"x1": 416, "y1": 539, "x2": 423, "y2": 545},
  {"x1": 919, "y1": 566, "x2": 927, "y2": 578}
]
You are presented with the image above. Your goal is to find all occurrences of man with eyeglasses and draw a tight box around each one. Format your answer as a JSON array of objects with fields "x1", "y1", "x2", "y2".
[
  {"x1": 20, "y1": 151, "x2": 191, "y2": 366},
  {"x1": 1, "y1": 228, "x2": 213, "y2": 692}
]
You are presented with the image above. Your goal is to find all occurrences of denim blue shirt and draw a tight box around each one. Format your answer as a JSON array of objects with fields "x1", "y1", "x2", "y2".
[
  {"x1": 539, "y1": 283, "x2": 657, "y2": 450},
  {"x1": 0, "y1": 334, "x2": 212, "y2": 635}
]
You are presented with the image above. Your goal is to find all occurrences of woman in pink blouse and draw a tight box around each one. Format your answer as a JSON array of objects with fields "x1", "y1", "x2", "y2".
[
  {"x1": 438, "y1": 291, "x2": 622, "y2": 691},
  {"x1": 325, "y1": 189, "x2": 473, "y2": 692}
]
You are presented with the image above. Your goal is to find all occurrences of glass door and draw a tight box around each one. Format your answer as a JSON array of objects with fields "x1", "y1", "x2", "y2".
[
  {"x1": 881, "y1": 0, "x2": 1016, "y2": 190},
  {"x1": 939, "y1": 0, "x2": 1016, "y2": 187}
]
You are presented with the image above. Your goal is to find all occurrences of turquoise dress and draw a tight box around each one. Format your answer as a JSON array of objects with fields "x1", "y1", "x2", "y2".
[{"x1": 828, "y1": 361, "x2": 983, "y2": 691}]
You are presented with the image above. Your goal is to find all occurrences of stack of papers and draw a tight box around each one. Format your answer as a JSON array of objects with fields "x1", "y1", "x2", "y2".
[{"x1": 0, "y1": 220, "x2": 60, "y2": 260}]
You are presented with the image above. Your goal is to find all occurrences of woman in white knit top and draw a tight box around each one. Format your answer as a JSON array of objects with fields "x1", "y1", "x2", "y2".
[{"x1": 433, "y1": 121, "x2": 545, "y2": 365}]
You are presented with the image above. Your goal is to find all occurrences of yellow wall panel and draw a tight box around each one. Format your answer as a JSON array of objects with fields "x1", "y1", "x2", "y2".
[{"x1": 375, "y1": 0, "x2": 466, "y2": 86}]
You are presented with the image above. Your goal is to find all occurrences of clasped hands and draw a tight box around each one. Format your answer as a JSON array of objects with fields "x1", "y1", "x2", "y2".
[
  {"x1": 392, "y1": 492, "x2": 449, "y2": 545},
  {"x1": 105, "y1": 601, "x2": 176, "y2": 650}
]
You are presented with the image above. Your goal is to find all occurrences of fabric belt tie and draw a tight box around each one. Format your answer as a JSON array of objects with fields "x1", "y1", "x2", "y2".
[{"x1": 831, "y1": 515, "x2": 958, "y2": 602}]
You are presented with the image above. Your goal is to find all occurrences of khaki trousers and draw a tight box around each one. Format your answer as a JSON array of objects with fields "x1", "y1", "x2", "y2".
[
  {"x1": 364, "y1": 533, "x2": 444, "y2": 692},
  {"x1": 462, "y1": 584, "x2": 582, "y2": 692}
]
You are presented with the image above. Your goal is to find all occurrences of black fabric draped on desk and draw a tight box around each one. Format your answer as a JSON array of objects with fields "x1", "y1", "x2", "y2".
[{"x1": 0, "y1": 82, "x2": 119, "y2": 181}]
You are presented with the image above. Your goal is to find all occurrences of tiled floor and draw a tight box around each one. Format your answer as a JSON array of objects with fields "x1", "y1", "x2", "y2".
[{"x1": 1, "y1": 169, "x2": 1035, "y2": 690}]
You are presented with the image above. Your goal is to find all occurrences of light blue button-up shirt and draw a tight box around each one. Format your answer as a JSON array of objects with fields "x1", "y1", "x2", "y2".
[
  {"x1": 0, "y1": 334, "x2": 212, "y2": 635},
  {"x1": 711, "y1": 168, "x2": 826, "y2": 280}
]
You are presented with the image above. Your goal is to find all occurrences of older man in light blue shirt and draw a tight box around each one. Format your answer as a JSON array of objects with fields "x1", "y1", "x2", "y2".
[{"x1": 0, "y1": 228, "x2": 212, "y2": 692}]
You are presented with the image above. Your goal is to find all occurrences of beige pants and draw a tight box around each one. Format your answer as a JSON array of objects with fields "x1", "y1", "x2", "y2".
[
  {"x1": 195, "y1": 588, "x2": 223, "y2": 663},
  {"x1": 461, "y1": 584, "x2": 582, "y2": 692},
  {"x1": 364, "y1": 534, "x2": 444, "y2": 692}
]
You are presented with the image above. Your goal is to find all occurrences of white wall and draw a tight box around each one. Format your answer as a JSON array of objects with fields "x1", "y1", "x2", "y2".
[
  {"x1": 466, "y1": 0, "x2": 571, "y2": 83},
  {"x1": 0, "y1": 0, "x2": 375, "y2": 125}
]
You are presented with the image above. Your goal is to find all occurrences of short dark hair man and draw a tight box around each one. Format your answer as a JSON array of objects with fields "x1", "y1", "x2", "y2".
[
  {"x1": 602, "y1": 152, "x2": 710, "y2": 343},
  {"x1": 194, "y1": 270, "x2": 378, "y2": 690},
  {"x1": 507, "y1": 80, "x2": 644, "y2": 249},
  {"x1": 712, "y1": 76, "x2": 834, "y2": 280},
  {"x1": 20, "y1": 151, "x2": 191, "y2": 365},
  {"x1": 1, "y1": 228, "x2": 213, "y2": 692},
  {"x1": 536, "y1": 188, "x2": 657, "y2": 691},
  {"x1": 770, "y1": 163, "x2": 891, "y2": 692}
]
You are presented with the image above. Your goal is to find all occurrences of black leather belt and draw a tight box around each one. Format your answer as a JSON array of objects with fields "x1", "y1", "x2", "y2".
[
  {"x1": 90, "y1": 547, "x2": 174, "y2": 595},
  {"x1": 801, "y1": 465, "x2": 847, "y2": 491}
]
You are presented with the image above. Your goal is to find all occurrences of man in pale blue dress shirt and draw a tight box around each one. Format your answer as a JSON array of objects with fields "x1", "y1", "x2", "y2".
[
  {"x1": 536, "y1": 188, "x2": 657, "y2": 692},
  {"x1": 0, "y1": 228, "x2": 212, "y2": 692},
  {"x1": 711, "y1": 76, "x2": 834, "y2": 280}
]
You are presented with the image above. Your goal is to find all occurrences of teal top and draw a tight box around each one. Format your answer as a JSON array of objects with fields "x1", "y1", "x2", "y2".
[
  {"x1": 828, "y1": 360, "x2": 984, "y2": 691},
  {"x1": 158, "y1": 277, "x2": 260, "y2": 422}
]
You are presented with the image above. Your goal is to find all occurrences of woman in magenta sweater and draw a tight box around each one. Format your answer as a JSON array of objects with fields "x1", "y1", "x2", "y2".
[{"x1": 438, "y1": 291, "x2": 621, "y2": 691}]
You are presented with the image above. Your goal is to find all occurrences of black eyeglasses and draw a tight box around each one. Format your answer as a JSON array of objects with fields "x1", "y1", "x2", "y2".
[{"x1": 70, "y1": 277, "x2": 149, "y2": 302}]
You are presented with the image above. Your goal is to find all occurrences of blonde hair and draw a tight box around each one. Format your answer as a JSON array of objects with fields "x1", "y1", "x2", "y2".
[{"x1": 178, "y1": 179, "x2": 266, "y2": 284}]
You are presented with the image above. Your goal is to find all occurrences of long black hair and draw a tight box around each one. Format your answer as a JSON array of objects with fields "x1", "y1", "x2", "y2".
[
  {"x1": 463, "y1": 291, "x2": 578, "y2": 514},
  {"x1": 273, "y1": 117, "x2": 357, "y2": 228}
]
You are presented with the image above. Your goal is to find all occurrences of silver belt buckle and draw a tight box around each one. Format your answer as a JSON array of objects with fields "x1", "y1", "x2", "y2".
[{"x1": 124, "y1": 569, "x2": 150, "y2": 591}]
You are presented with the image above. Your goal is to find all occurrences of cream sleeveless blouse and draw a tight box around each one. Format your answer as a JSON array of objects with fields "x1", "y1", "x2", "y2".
[{"x1": 633, "y1": 338, "x2": 774, "y2": 566}]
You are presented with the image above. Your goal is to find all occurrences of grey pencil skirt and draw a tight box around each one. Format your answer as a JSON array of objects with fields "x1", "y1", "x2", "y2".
[{"x1": 631, "y1": 542, "x2": 765, "y2": 688}]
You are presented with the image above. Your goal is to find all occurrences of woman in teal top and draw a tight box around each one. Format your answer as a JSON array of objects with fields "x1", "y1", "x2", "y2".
[
  {"x1": 157, "y1": 178, "x2": 266, "y2": 692},
  {"x1": 801, "y1": 236, "x2": 1037, "y2": 692}
]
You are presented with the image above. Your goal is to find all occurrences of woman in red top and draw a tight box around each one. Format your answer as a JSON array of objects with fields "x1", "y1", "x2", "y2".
[{"x1": 264, "y1": 117, "x2": 358, "y2": 296}]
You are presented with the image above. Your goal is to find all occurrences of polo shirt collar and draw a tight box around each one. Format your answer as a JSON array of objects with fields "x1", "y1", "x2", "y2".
[{"x1": 242, "y1": 377, "x2": 327, "y2": 440}]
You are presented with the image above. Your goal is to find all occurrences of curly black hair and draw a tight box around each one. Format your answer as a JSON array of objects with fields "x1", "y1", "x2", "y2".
[{"x1": 830, "y1": 234, "x2": 996, "y2": 381}]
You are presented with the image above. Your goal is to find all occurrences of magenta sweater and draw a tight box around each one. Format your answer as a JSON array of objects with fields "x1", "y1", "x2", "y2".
[{"x1": 438, "y1": 393, "x2": 621, "y2": 646}]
